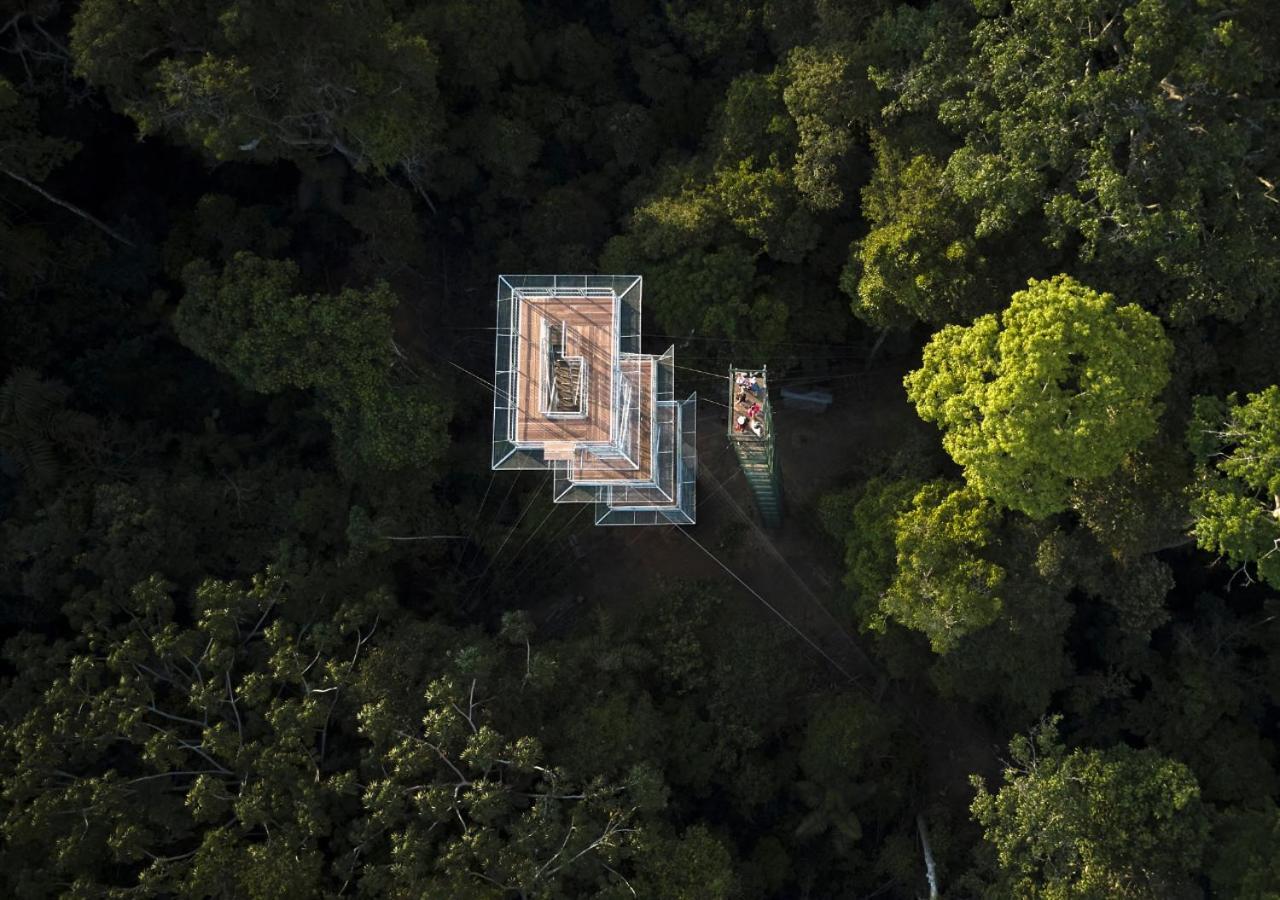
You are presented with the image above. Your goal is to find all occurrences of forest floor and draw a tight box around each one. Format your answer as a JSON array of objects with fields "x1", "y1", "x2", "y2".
[
  {"x1": 533, "y1": 363, "x2": 1006, "y2": 806},
  {"x1": 430, "y1": 270, "x2": 1006, "y2": 803}
]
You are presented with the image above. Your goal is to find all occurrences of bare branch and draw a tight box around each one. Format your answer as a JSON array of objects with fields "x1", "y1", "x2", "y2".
[
  {"x1": 0, "y1": 165, "x2": 135, "y2": 248},
  {"x1": 225, "y1": 670, "x2": 244, "y2": 747}
]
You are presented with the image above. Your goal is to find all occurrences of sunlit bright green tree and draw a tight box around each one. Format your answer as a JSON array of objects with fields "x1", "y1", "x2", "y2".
[
  {"x1": 1188, "y1": 386, "x2": 1280, "y2": 587},
  {"x1": 906, "y1": 275, "x2": 1172, "y2": 518},
  {"x1": 972, "y1": 718, "x2": 1209, "y2": 899}
]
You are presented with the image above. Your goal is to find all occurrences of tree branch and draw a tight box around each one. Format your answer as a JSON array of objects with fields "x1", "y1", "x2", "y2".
[{"x1": 0, "y1": 165, "x2": 135, "y2": 248}]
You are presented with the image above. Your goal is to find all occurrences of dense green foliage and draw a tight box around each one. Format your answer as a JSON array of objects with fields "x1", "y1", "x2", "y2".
[
  {"x1": 823, "y1": 478, "x2": 1007, "y2": 652},
  {"x1": 1189, "y1": 387, "x2": 1280, "y2": 588},
  {"x1": 176, "y1": 252, "x2": 449, "y2": 472},
  {"x1": 972, "y1": 718, "x2": 1209, "y2": 899},
  {"x1": 905, "y1": 274, "x2": 1172, "y2": 518},
  {"x1": 882, "y1": 481, "x2": 1005, "y2": 653},
  {"x1": 3, "y1": 0, "x2": 1280, "y2": 896}
]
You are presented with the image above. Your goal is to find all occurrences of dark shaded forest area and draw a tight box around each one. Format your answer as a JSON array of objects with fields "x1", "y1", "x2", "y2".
[{"x1": 2, "y1": 0, "x2": 1280, "y2": 897}]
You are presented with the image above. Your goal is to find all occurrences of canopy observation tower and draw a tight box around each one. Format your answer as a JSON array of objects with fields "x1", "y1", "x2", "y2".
[
  {"x1": 729, "y1": 366, "x2": 782, "y2": 528},
  {"x1": 491, "y1": 275, "x2": 696, "y2": 525}
]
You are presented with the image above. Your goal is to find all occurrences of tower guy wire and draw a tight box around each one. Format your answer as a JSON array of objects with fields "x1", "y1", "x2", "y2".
[
  {"x1": 463, "y1": 469, "x2": 554, "y2": 606},
  {"x1": 695, "y1": 448, "x2": 875, "y2": 673},
  {"x1": 459, "y1": 470, "x2": 520, "y2": 576},
  {"x1": 460, "y1": 470, "x2": 497, "y2": 551},
  {"x1": 504, "y1": 503, "x2": 591, "y2": 585},
  {"x1": 494, "y1": 500, "x2": 561, "y2": 582},
  {"x1": 675, "y1": 525, "x2": 860, "y2": 686}
]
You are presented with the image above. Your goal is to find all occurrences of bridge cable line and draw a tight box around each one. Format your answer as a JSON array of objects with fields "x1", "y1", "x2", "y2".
[{"x1": 673, "y1": 363, "x2": 732, "y2": 381}]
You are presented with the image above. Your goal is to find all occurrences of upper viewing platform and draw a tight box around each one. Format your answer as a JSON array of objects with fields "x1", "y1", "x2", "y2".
[
  {"x1": 512, "y1": 290, "x2": 615, "y2": 446},
  {"x1": 727, "y1": 365, "x2": 781, "y2": 527},
  {"x1": 729, "y1": 368, "x2": 770, "y2": 441},
  {"x1": 492, "y1": 275, "x2": 696, "y2": 526}
]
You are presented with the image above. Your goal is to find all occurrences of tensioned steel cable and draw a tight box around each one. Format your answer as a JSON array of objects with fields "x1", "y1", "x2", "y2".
[
  {"x1": 675, "y1": 524, "x2": 859, "y2": 685},
  {"x1": 463, "y1": 470, "x2": 554, "y2": 606}
]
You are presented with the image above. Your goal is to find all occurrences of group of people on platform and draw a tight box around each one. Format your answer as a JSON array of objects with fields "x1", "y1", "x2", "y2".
[{"x1": 732, "y1": 372, "x2": 767, "y2": 438}]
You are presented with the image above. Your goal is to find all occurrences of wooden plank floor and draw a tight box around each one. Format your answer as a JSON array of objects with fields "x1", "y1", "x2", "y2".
[
  {"x1": 511, "y1": 294, "x2": 665, "y2": 493},
  {"x1": 514, "y1": 295, "x2": 615, "y2": 444},
  {"x1": 603, "y1": 401, "x2": 682, "y2": 507},
  {"x1": 573, "y1": 355, "x2": 654, "y2": 483}
]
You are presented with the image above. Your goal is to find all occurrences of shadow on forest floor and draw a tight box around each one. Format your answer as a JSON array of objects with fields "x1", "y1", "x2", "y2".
[{"x1": 533, "y1": 362, "x2": 1005, "y2": 804}]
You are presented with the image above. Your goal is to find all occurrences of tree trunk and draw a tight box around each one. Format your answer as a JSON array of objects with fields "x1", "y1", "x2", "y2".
[
  {"x1": 917, "y1": 814, "x2": 940, "y2": 900},
  {"x1": 865, "y1": 328, "x2": 891, "y2": 371}
]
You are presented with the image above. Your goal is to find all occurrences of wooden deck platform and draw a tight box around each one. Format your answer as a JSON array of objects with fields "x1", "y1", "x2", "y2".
[
  {"x1": 514, "y1": 294, "x2": 616, "y2": 445},
  {"x1": 572, "y1": 356, "x2": 655, "y2": 483}
]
